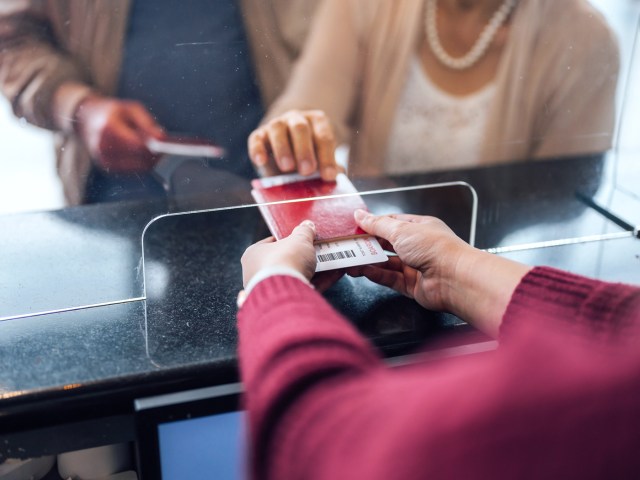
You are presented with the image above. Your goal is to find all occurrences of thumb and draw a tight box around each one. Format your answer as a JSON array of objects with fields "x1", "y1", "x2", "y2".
[
  {"x1": 354, "y1": 209, "x2": 402, "y2": 243},
  {"x1": 288, "y1": 219, "x2": 317, "y2": 243},
  {"x1": 126, "y1": 103, "x2": 165, "y2": 139}
]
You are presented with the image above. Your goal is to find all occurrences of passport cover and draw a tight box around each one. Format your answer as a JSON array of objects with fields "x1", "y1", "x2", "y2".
[{"x1": 251, "y1": 173, "x2": 368, "y2": 242}]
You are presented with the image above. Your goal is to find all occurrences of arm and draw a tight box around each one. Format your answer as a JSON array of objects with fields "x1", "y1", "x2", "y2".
[
  {"x1": 240, "y1": 276, "x2": 640, "y2": 480},
  {"x1": 238, "y1": 275, "x2": 383, "y2": 480},
  {"x1": 239, "y1": 215, "x2": 640, "y2": 480},
  {"x1": 0, "y1": 1, "x2": 92, "y2": 133},
  {"x1": 247, "y1": 0, "x2": 366, "y2": 180},
  {"x1": 501, "y1": 266, "x2": 640, "y2": 342},
  {"x1": 0, "y1": 2, "x2": 164, "y2": 172},
  {"x1": 349, "y1": 211, "x2": 531, "y2": 338}
]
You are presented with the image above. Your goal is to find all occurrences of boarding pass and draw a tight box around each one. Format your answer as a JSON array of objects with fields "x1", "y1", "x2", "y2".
[{"x1": 314, "y1": 236, "x2": 388, "y2": 272}]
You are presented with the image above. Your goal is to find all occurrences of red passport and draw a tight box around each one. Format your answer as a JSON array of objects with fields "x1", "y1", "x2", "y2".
[{"x1": 251, "y1": 173, "x2": 368, "y2": 242}]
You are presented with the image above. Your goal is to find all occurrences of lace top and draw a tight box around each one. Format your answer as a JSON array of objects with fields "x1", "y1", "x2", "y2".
[{"x1": 384, "y1": 56, "x2": 496, "y2": 174}]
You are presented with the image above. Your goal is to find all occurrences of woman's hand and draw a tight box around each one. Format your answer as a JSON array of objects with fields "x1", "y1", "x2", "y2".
[
  {"x1": 349, "y1": 210, "x2": 531, "y2": 338},
  {"x1": 347, "y1": 211, "x2": 470, "y2": 313},
  {"x1": 241, "y1": 220, "x2": 318, "y2": 288},
  {"x1": 248, "y1": 110, "x2": 339, "y2": 181},
  {"x1": 74, "y1": 94, "x2": 165, "y2": 172}
]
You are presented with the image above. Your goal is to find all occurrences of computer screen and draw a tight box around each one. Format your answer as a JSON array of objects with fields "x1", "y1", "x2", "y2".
[{"x1": 135, "y1": 383, "x2": 245, "y2": 480}]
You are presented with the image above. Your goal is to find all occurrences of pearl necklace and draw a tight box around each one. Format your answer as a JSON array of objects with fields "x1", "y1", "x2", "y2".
[{"x1": 425, "y1": 0, "x2": 516, "y2": 70}]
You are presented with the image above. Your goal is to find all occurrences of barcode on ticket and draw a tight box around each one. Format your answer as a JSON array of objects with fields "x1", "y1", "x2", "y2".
[
  {"x1": 317, "y1": 250, "x2": 356, "y2": 263},
  {"x1": 314, "y1": 236, "x2": 388, "y2": 272}
]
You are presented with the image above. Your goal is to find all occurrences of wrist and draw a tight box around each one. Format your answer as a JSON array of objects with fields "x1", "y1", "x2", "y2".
[
  {"x1": 449, "y1": 250, "x2": 531, "y2": 338},
  {"x1": 72, "y1": 92, "x2": 105, "y2": 126},
  {"x1": 239, "y1": 266, "x2": 313, "y2": 308},
  {"x1": 52, "y1": 81, "x2": 95, "y2": 134},
  {"x1": 439, "y1": 245, "x2": 480, "y2": 316}
]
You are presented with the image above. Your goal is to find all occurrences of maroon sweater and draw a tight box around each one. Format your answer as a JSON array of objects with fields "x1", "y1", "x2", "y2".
[{"x1": 238, "y1": 267, "x2": 640, "y2": 480}]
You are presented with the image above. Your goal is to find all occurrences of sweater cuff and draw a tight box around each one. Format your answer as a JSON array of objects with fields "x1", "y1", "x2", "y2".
[
  {"x1": 238, "y1": 271, "x2": 314, "y2": 308},
  {"x1": 499, "y1": 266, "x2": 638, "y2": 341},
  {"x1": 52, "y1": 81, "x2": 94, "y2": 134}
]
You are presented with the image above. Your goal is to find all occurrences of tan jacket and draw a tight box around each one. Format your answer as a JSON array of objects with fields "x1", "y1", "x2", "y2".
[
  {"x1": 267, "y1": 0, "x2": 620, "y2": 176},
  {"x1": 0, "y1": 0, "x2": 319, "y2": 205}
]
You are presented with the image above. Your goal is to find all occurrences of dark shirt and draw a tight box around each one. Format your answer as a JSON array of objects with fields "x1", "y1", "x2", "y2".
[{"x1": 117, "y1": 0, "x2": 263, "y2": 178}]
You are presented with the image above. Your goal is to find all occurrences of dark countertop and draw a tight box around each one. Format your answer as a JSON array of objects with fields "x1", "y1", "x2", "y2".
[{"x1": 1, "y1": 153, "x2": 638, "y2": 458}]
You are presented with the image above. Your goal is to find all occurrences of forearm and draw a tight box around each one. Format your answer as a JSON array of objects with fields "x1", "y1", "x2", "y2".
[
  {"x1": 237, "y1": 275, "x2": 381, "y2": 477},
  {"x1": 263, "y1": 0, "x2": 361, "y2": 143},
  {"x1": 445, "y1": 249, "x2": 531, "y2": 338},
  {"x1": 0, "y1": 5, "x2": 92, "y2": 131},
  {"x1": 500, "y1": 266, "x2": 640, "y2": 342}
]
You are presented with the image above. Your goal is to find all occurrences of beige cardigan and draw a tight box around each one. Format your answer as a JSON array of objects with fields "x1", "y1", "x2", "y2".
[
  {"x1": 267, "y1": 0, "x2": 620, "y2": 176},
  {"x1": 0, "y1": 0, "x2": 319, "y2": 205}
]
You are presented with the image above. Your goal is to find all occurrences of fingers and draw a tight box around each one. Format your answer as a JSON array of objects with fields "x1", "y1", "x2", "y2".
[
  {"x1": 125, "y1": 101, "x2": 165, "y2": 139},
  {"x1": 288, "y1": 220, "x2": 317, "y2": 244},
  {"x1": 88, "y1": 100, "x2": 161, "y2": 172},
  {"x1": 306, "y1": 111, "x2": 337, "y2": 181},
  {"x1": 287, "y1": 111, "x2": 317, "y2": 176},
  {"x1": 347, "y1": 256, "x2": 404, "y2": 277},
  {"x1": 347, "y1": 263, "x2": 410, "y2": 297},
  {"x1": 255, "y1": 236, "x2": 276, "y2": 245},
  {"x1": 354, "y1": 209, "x2": 408, "y2": 244},
  {"x1": 266, "y1": 118, "x2": 296, "y2": 173},
  {"x1": 247, "y1": 110, "x2": 338, "y2": 179},
  {"x1": 248, "y1": 128, "x2": 270, "y2": 171},
  {"x1": 387, "y1": 213, "x2": 435, "y2": 224}
]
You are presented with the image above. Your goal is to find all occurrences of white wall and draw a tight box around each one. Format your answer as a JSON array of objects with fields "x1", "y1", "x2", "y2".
[{"x1": 0, "y1": 97, "x2": 64, "y2": 214}]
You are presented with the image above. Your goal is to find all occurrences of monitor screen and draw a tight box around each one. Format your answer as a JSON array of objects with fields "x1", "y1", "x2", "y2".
[
  {"x1": 158, "y1": 410, "x2": 245, "y2": 479},
  {"x1": 135, "y1": 383, "x2": 245, "y2": 480}
]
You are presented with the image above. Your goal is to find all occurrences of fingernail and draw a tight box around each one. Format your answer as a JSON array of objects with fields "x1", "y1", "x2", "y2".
[
  {"x1": 281, "y1": 156, "x2": 295, "y2": 171},
  {"x1": 255, "y1": 153, "x2": 267, "y2": 166},
  {"x1": 354, "y1": 209, "x2": 368, "y2": 222},
  {"x1": 301, "y1": 219, "x2": 316, "y2": 231},
  {"x1": 322, "y1": 166, "x2": 337, "y2": 181},
  {"x1": 299, "y1": 159, "x2": 313, "y2": 175}
]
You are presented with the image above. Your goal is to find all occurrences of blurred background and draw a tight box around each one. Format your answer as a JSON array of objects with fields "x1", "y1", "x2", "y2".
[{"x1": 0, "y1": 0, "x2": 638, "y2": 215}]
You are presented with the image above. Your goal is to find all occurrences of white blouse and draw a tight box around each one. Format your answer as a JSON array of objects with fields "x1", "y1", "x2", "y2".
[{"x1": 384, "y1": 56, "x2": 496, "y2": 174}]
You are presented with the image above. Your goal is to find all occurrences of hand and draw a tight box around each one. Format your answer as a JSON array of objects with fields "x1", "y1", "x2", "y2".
[
  {"x1": 248, "y1": 110, "x2": 339, "y2": 181},
  {"x1": 241, "y1": 220, "x2": 318, "y2": 288},
  {"x1": 348, "y1": 210, "x2": 471, "y2": 313},
  {"x1": 349, "y1": 210, "x2": 531, "y2": 338},
  {"x1": 74, "y1": 94, "x2": 165, "y2": 173}
]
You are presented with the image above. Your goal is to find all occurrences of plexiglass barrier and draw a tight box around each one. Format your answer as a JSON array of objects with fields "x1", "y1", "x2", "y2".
[{"x1": 139, "y1": 182, "x2": 477, "y2": 365}]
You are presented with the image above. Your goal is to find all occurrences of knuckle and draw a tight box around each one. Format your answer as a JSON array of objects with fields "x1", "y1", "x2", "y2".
[
  {"x1": 290, "y1": 121, "x2": 310, "y2": 136},
  {"x1": 315, "y1": 129, "x2": 334, "y2": 145},
  {"x1": 268, "y1": 118, "x2": 286, "y2": 131},
  {"x1": 248, "y1": 130, "x2": 263, "y2": 145}
]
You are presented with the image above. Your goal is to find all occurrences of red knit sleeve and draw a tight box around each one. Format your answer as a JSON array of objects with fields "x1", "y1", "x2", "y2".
[
  {"x1": 237, "y1": 275, "x2": 382, "y2": 479},
  {"x1": 238, "y1": 273, "x2": 640, "y2": 480},
  {"x1": 500, "y1": 266, "x2": 640, "y2": 343}
]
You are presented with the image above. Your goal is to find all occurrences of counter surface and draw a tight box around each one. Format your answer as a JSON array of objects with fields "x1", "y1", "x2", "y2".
[{"x1": 1, "y1": 154, "x2": 638, "y2": 458}]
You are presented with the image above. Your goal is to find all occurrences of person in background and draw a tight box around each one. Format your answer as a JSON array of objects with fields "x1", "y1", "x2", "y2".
[
  {"x1": 248, "y1": 0, "x2": 619, "y2": 180},
  {"x1": 0, "y1": 0, "x2": 319, "y2": 205},
  {"x1": 238, "y1": 211, "x2": 640, "y2": 479}
]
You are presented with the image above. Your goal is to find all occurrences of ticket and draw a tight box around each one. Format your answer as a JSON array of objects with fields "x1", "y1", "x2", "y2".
[{"x1": 314, "y1": 236, "x2": 388, "y2": 272}]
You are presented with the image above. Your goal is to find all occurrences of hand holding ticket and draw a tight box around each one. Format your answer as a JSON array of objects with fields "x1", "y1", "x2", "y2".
[{"x1": 251, "y1": 173, "x2": 388, "y2": 272}]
